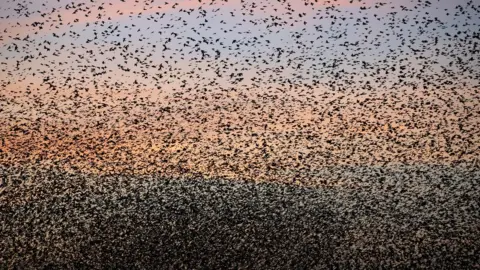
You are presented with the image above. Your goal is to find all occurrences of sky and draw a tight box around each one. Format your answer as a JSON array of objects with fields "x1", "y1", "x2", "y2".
[{"x1": 0, "y1": 0, "x2": 479, "y2": 183}]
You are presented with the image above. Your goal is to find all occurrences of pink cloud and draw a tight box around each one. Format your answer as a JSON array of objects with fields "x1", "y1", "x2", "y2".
[{"x1": 0, "y1": 0, "x2": 205, "y2": 44}]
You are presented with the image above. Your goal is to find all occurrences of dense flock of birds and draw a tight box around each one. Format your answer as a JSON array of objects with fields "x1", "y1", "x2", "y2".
[
  {"x1": 0, "y1": 0, "x2": 479, "y2": 186},
  {"x1": 2, "y1": 1, "x2": 479, "y2": 268}
]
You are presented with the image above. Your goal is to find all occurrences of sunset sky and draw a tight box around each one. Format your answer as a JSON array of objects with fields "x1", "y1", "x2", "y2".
[{"x1": 0, "y1": 0, "x2": 478, "y2": 183}]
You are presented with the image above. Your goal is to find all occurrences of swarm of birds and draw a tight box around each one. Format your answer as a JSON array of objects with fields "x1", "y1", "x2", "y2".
[
  {"x1": 1, "y1": 163, "x2": 479, "y2": 268},
  {"x1": 0, "y1": 0, "x2": 479, "y2": 186},
  {"x1": 1, "y1": 0, "x2": 479, "y2": 268}
]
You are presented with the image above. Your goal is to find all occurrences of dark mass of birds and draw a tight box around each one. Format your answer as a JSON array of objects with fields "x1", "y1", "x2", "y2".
[{"x1": 1, "y1": 164, "x2": 479, "y2": 268}]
